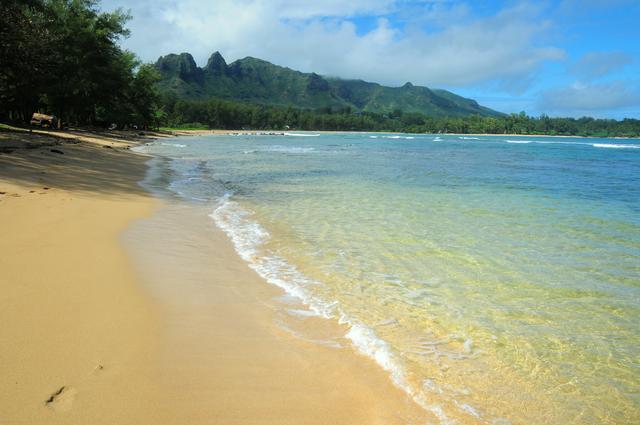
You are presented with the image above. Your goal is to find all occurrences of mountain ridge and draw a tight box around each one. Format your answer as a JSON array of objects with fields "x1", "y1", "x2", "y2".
[{"x1": 155, "y1": 52, "x2": 503, "y2": 117}]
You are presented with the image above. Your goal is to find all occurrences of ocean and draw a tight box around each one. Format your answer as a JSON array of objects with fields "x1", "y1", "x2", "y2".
[{"x1": 138, "y1": 133, "x2": 639, "y2": 424}]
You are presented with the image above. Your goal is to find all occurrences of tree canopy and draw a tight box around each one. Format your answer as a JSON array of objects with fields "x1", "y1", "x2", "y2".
[
  {"x1": 0, "y1": 0, "x2": 160, "y2": 128},
  {"x1": 161, "y1": 98, "x2": 640, "y2": 138}
]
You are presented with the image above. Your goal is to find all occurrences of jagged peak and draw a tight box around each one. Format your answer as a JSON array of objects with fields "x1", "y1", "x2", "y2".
[
  {"x1": 156, "y1": 52, "x2": 196, "y2": 66},
  {"x1": 156, "y1": 52, "x2": 199, "y2": 76},
  {"x1": 205, "y1": 51, "x2": 228, "y2": 74}
]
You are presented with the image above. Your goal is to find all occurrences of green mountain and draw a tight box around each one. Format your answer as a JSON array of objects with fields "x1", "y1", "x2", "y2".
[{"x1": 155, "y1": 52, "x2": 502, "y2": 117}]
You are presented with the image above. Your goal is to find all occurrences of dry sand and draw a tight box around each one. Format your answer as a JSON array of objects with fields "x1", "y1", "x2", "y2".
[
  {"x1": 0, "y1": 128, "x2": 432, "y2": 424},
  {"x1": 0, "y1": 128, "x2": 161, "y2": 424}
]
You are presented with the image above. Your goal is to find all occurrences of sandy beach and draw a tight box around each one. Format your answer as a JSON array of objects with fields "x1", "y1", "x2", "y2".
[{"x1": 0, "y1": 128, "x2": 431, "y2": 424}]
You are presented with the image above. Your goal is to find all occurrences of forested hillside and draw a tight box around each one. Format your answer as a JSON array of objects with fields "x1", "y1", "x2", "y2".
[{"x1": 155, "y1": 52, "x2": 502, "y2": 117}]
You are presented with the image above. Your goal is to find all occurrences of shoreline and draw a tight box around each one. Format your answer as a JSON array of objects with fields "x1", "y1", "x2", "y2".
[
  {"x1": 123, "y1": 191, "x2": 432, "y2": 424},
  {"x1": 164, "y1": 128, "x2": 640, "y2": 139},
  {"x1": 0, "y1": 128, "x2": 433, "y2": 423}
]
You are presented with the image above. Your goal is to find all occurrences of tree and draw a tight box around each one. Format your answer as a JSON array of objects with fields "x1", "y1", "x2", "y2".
[{"x1": 1, "y1": 0, "x2": 161, "y2": 128}]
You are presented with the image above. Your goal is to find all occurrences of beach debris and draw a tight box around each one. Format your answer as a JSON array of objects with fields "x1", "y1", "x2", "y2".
[
  {"x1": 103, "y1": 145, "x2": 113, "y2": 149},
  {"x1": 43, "y1": 187, "x2": 49, "y2": 190},
  {"x1": 50, "y1": 149, "x2": 64, "y2": 154},
  {"x1": 45, "y1": 386, "x2": 66, "y2": 405},
  {"x1": 44, "y1": 385, "x2": 77, "y2": 412}
]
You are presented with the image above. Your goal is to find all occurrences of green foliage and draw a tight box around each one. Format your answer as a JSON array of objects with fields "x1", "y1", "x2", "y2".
[
  {"x1": 161, "y1": 97, "x2": 640, "y2": 137},
  {"x1": 154, "y1": 52, "x2": 504, "y2": 118},
  {"x1": 0, "y1": 0, "x2": 160, "y2": 128}
]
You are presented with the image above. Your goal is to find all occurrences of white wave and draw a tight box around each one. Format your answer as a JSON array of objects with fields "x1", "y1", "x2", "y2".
[
  {"x1": 209, "y1": 192, "x2": 451, "y2": 424},
  {"x1": 160, "y1": 142, "x2": 187, "y2": 148},
  {"x1": 284, "y1": 132, "x2": 320, "y2": 137},
  {"x1": 264, "y1": 145, "x2": 315, "y2": 154},
  {"x1": 459, "y1": 137, "x2": 480, "y2": 140},
  {"x1": 506, "y1": 139, "x2": 640, "y2": 149},
  {"x1": 345, "y1": 322, "x2": 408, "y2": 388},
  {"x1": 131, "y1": 142, "x2": 158, "y2": 154},
  {"x1": 382, "y1": 135, "x2": 415, "y2": 140},
  {"x1": 433, "y1": 137, "x2": 443, "y2": 141},
  {"x1": 369, "y1": 135, "x2": 379, "y2": 138},
  {"x1": 210, "y1": 193, "x2": 333, "y2": 318},
  {"x1": 592, "y1": 143, "x2": 640, "y2": 149}
]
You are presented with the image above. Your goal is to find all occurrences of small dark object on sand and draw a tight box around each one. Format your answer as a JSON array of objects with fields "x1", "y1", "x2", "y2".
[
  {"x1": 50, "y1": 149, "x2": 64, "y2": 155},
  {"x1": 45, "y1": 386, "x2": 66, "y2": 404},
  {"x1": 103, "y1": 145, "x2": 113, "y2": 149}
]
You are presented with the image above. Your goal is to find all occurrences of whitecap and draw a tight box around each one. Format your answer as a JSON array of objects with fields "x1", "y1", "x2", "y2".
[
  {"x1": 382, "y1": 135, "x2": 415, "y2": 140},
  {"x1": 160, "y1": 142, "x2": 187, "y2": 148},
  {"x1": 263, "y1": 145, "x2": 315, "y2": 154},
  {"x1": 592, "y1": 143, "x2": 640, "y2": 149},
  {"x1": 284, "y1": 132, "x2": 320, "y2": 137}
]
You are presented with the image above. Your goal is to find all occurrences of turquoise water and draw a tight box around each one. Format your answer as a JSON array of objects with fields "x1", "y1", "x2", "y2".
[{"x1": 142, "y1": 134, "x2": 640, "y2": 424}]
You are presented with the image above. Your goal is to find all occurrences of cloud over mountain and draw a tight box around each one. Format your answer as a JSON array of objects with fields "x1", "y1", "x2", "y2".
[{"x1": 103, "y1": 0, "x2": 562, "y2": 88}]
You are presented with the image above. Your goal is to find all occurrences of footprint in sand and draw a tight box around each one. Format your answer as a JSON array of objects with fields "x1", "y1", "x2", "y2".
[{"x1": 45, "y1": 386, "x2": 77, "y2": 412}]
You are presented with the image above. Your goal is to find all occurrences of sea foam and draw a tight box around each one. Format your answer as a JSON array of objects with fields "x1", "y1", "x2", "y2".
[{"x1": 209, "y1": 191, "x2": 452, "y2": 423}]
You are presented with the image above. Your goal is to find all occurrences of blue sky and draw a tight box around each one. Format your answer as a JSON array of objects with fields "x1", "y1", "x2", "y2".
[{"x1": 102, "y1": 0, "x2": 640, "y2": 118}]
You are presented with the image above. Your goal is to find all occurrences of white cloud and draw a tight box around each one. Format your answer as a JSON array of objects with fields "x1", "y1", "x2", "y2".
[
  {"x1": 539, "y1": 80, "x2": 640, "y2": 113},
  {"x1": 570, "y1": 51, "x2": 633, "y2": 81},
  {"x1": 101, "y1": 0, "x2": 563, "y2": 90}
]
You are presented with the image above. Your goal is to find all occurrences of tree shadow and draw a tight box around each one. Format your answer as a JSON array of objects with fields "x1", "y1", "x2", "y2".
[{"x1": 0, "y1": 131, "x2": 154, "y2": 197}]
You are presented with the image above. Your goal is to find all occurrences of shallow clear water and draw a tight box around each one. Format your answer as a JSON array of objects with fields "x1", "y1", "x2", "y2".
[{"x1": 141, "y1": 133, "x2": 640, "y2": 424}]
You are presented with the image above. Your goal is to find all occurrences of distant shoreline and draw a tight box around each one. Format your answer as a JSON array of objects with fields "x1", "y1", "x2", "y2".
[{"x1": 165, "y1": 128, "x2": 640, "y2": 140}]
